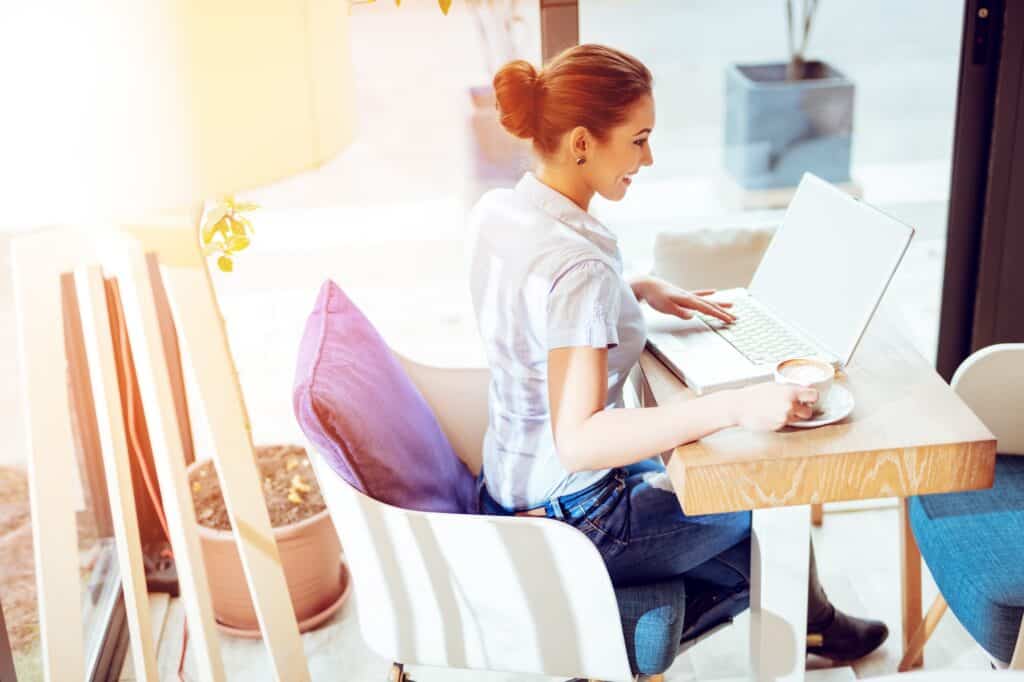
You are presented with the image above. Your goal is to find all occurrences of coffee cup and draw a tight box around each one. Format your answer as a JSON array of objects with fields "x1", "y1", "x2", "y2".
[{"x1": 773, "y1": 357, "x2": 834, "y2": 414}]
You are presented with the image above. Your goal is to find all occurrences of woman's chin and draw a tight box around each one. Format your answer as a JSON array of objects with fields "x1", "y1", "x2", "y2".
[{"x1": 604, "y1": 184, "x2": 629, "y2": 202}]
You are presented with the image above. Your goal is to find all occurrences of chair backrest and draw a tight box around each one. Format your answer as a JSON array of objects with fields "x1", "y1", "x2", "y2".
[
  {"x1": 308, "y1": 441, "x2": 633, "y2": 681},
  {"x1": 393, "y1": 352, "x2": 490, "y2": 476},
  {"x1": 951, "y1": 344, "x2": 1024, "y2": 456},
  {"x1": 653, "y1": 225, "x2": 776, "y2": 291}
]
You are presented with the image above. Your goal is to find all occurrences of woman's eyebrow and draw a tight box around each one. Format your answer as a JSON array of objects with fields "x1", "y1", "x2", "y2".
[{"x1": 634, "y1": 127, "x2": 652, "y2": 135}]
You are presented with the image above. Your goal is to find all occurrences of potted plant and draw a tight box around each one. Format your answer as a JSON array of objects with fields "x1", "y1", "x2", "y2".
[
  {"x1": 723, "y1": 0, "x2": 854, "y2": 191},
  {"x1": 201, "y1": 196, "x2": 258, "y2": 273},
  {"x1": 188, "y1": 444, "x2": 349, "y2": 636}
]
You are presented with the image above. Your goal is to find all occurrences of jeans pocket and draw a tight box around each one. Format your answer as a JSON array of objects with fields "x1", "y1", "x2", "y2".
[{"x1": 570, "y1": 472, "x2": 629, "y2": 558}]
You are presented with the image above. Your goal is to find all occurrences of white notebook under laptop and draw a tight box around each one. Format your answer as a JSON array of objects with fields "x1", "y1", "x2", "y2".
[{"x1": 645, "y1": 173, "x2": 915, "y2": 395}]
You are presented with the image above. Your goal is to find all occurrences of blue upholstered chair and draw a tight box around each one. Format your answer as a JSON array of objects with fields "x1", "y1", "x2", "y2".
[{"x1": 904, "y1": 343, "x2": 1024, "y2": 669}]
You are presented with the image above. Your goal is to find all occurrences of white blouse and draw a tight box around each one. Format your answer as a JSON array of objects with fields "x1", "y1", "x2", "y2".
[{"x1": 467, "y1": 172, "x2": 648, "y2": 510}]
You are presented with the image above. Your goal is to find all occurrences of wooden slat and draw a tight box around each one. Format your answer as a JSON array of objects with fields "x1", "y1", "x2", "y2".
[
  {"x1": 76, "y1": 265, "x2": 160, "y2": 682},
  {"x1": 128, "y1": 218, "x2": 309, "y2": 681},
  {"x1": 105, "y1": 235, "x2": 226, "y2": 682},
  {"x1": 61, "y1": 272, "x2": 113, "y2": 529},
  {"x1": 641, "y1": 313, "x2": 997, "y2": 515},
  {"x1": 0, "y1": 595, "x2": 16, "y2": 682},
  {"x1": 10, "y1": 230, "x2": 87, "y2": 682}
]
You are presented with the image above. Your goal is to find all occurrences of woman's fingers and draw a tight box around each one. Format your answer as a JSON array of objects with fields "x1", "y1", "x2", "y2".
[
  {"x1": 688, "y1": 297, "x2": 737, "y2": 323},
  {"x1": 797, "y1": 388, "x2": 819, "y2": 405},
  {"x1": 673, "y1": 305, "x2": 694, "y2": 320},
  {"x1": 692, "y1": 289, "x2": 734, "y2": 308},
  {"x1": 795, "y1": 404, "x2": 815, "y2": 420},
  {"x1": 788, "y1": 404, "x2": 814, "y2": 422}
]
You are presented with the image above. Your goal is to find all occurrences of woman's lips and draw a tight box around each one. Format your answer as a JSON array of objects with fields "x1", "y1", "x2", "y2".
[{"x1": 622, "y1": 176, "x2": 632, "y2": 186}]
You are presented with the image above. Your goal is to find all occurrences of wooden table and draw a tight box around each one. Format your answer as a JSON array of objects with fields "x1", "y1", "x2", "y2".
[{"x1": 632, "y1": 312, "x2": 996, "y2": 681}]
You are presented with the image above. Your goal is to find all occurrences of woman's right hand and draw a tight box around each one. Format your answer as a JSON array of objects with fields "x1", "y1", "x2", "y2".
[{"x1": 730, "y1": 382, "x2": 819, "y2": 431}]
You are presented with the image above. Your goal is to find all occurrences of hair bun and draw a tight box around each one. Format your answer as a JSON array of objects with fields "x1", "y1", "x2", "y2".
[{"x1": 493, "y1": 60, "x2": 539, "y2": 140}]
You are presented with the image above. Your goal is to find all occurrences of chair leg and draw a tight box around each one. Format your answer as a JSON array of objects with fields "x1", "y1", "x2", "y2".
[
  {"x1": 898, "y1": 594, "x2": 947, "y2": 672},
  {"x1": 811, "y1": 502, "x2": 824, "y2": 526},
  {"x1": 1011, "y1": 618, "x2": 1024, "y2": 669},
  {"x1": 388, "y1": 662, "x2": 415, "y2": 682}
]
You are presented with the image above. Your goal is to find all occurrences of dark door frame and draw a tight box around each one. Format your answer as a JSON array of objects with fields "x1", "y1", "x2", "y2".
[
  {"x1": 540, "y1": 0, "x2": 579, "y2": 64},
  {"x1": 938, "y1": 0, "x2": 1024, "y2": 379}
]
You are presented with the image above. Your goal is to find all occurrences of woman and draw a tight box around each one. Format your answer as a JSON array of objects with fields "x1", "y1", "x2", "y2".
[{"x1": 467, "y1": 44, "x2": 887, "y2": 670}]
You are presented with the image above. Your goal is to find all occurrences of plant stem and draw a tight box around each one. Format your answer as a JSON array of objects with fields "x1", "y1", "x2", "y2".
[{"x1": 799, "y1": 0, "x2": 819, "y2": 59}]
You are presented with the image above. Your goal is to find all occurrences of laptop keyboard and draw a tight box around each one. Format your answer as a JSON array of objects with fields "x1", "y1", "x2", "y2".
[{"x1": 699, "y1": 297, "x2": 819, "y2": 366}]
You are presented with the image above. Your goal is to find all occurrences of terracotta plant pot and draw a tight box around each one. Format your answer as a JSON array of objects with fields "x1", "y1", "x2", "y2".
[{"x1": 188, "y1": 458, "x2": 345, "y2": 633}]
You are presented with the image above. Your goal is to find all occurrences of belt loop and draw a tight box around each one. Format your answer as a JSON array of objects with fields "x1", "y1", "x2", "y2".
[{"x1": 548, "y1": 497, "x2": 565, "y2": 520}]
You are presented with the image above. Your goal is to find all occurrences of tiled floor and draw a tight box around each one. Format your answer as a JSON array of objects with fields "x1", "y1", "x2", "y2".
[{"x1": 119, "y1": 503, "x2": 994, "y2": 681}]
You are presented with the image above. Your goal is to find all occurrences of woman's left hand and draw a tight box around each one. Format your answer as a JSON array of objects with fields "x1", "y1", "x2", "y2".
[{"x1": 635, "y1": 277, "x2": 736, "y2": 324}]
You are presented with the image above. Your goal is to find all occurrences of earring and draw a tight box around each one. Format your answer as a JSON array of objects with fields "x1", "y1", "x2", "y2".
[{"x1": 576, "y1": 157, "x2": 586, "y2": 166}]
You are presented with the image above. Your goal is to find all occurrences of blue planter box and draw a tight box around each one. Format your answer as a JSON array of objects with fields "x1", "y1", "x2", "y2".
[{"x1": 723, "y1": 61, "x2": 854, "y2": 190}]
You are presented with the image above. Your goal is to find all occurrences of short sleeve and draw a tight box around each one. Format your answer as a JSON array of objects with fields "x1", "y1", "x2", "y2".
[{"x1": 546, "y1": 259, "x2": 622, "y2": 350}]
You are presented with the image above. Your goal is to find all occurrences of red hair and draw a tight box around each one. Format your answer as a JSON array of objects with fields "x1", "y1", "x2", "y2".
[{"x1": 493, "y1": 44, "x2": 653, "y2": 157}]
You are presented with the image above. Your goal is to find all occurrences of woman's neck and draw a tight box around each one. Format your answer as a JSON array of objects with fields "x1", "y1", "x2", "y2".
[{"x1": 535, "y1": 163, "x2": 595, "y2": 212}]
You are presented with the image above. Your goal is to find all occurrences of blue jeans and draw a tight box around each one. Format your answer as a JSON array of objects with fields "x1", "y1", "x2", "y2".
[{"x1": 478, "y1": 457, "x2": 752, "y2": 674}]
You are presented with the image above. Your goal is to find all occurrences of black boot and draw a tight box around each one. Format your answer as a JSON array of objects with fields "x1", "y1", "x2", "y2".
[{"x1": 806, "y1": 540, "x2": 889, "y2": 662}]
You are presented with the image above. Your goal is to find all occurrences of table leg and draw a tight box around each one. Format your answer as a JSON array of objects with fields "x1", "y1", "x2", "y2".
[
  {"x1": 810, "y1": 503, "x2": 824, "y2": 527},
  {"x1": 899, "y1": 497, "x2": 923, "y2": 669}
]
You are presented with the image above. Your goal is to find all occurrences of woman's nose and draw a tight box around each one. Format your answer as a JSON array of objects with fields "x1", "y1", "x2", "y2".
[{"x1": 643, "y1": 145, "x2": 654, "y2": 167}]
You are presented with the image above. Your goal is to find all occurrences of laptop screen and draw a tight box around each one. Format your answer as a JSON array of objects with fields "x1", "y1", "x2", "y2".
[{"x1": 749, "y1": 174, "x2": 914, "y2": 365}]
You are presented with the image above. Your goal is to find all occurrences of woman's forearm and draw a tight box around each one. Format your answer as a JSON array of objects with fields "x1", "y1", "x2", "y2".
[{"x1": 557, "y1": 390, "x2": 739, "y2": 472}]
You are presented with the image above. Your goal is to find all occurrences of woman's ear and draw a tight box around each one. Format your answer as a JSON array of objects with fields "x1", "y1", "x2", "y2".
[{"x1": 570, "y1": 126, "x2": 589, "y2": 157}]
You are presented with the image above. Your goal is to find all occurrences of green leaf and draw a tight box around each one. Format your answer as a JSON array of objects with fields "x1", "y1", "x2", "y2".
[
  {"x1": 202, "y1": 208, "x2": 228, "y2": 244},
  {"x1": 217, "y1": 256, "x2": 234, "y2": 273},
  {"x1": 227, "y1": 235, "x2": 250, "y2": 252},
  {"x1": 202, "y1": 216, "x2": 231, "y2": 246},
  {"x1": 227, "y1": 216, "x2": 247, "y2": 236},
  {"x1": 235, "y1": 215, "x2": 253, "y2": 235}
]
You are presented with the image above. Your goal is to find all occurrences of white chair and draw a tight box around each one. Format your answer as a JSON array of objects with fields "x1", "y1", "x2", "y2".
[
  {"x1": 307, "y1": 352, "x2": 668, "y2": 682},
  {"x1": 651, "y1": 225, "x2": 775, "y2": 294}
]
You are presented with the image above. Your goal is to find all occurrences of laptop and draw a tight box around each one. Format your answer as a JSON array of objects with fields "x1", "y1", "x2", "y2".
[{"x1": 645, "y1": 173, "x2": 915, "y2": 395}]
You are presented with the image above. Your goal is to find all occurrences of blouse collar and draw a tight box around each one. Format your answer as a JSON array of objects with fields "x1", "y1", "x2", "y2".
[{"x1": 515, "y1": 172, "x2": 619, "y2": 253}]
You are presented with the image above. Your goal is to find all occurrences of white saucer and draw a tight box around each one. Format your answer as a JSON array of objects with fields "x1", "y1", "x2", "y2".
[{"x1": 788, "y1": 384, "x2": 855, "y2": 428}]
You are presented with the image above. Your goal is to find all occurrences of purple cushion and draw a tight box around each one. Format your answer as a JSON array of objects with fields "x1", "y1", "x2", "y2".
[{"x1": 292, "y1": 280, "x2": 478, "y2": 514}]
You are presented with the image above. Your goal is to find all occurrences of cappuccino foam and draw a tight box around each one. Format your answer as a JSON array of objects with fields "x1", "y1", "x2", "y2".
[{"x1": 780, "y1": 364, "x2": 830, "y2": 384}]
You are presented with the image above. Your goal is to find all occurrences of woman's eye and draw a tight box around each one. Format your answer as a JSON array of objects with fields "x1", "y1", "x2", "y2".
[{"x1": 634, "y1": 138, "x2": 648, "y2": 147}]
